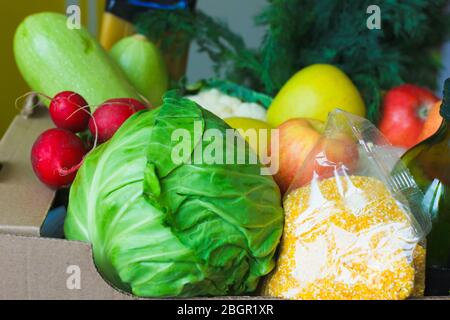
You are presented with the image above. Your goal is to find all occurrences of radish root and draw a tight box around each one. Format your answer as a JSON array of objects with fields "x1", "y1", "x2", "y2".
[{"x1": 15, "y1": 92, "x2": 52, "y2": 117}]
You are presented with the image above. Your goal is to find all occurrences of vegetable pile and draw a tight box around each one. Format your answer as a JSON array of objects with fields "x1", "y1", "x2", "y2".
[
  {"x1": 64, "y1": 95, "x2": 284, "y2": 297},
  {"x1": 13, "y1": 7, "x2": 443, "y2": 300}
]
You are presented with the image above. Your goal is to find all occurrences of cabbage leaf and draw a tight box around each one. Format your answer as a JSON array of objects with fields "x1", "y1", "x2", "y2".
[{"x1": 65, "y1": 95, "x2": 283, "y2": 297}]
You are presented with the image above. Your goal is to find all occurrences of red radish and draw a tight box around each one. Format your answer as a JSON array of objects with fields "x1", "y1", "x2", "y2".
[
  {"x1": 106, "y1": 98, "x2": 149, "y2": 111},
  {"x1": 49, "y1": 91, "x2": 90, "y2": 133},
  {"x1": 89, "y1": 99, "x2": 147, "y2": 143},
  {"x1": 31, "y1": 128, "x2": 87, "y2": 189}
]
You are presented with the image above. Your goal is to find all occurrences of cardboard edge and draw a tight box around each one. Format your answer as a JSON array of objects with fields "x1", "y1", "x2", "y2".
[
  {"x1": 0, "y1": 233, "x2": 281, "y2": 300},
  {"x1": 0, "y1": 108, "x2": 56, "y2": 236},
  {"x1": 0, "y1": 233, "x2": 131, "y2": 300}
]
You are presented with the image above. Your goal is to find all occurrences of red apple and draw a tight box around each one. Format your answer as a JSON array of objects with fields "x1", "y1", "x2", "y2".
[
  {"x1": 379, "y1": 84, "x2": 439, "y2": 148},
  {"x1": 271, "y1": 118, "x2": 359, "y2": 193},
  {"x1": 271, "y1": 119, "x2": 323, "y2": 193},
  {"x1": 289, "y1": 133, "x2": 359, "y2": 191}
]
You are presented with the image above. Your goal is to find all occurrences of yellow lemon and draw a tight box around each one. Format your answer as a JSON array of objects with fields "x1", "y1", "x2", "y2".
[
  {"x1": 267, "y1": 64, "x2": 366, "y2": 127},
  {"x1": 225, "y1": 117, "x2": 273, "y2": 161}
]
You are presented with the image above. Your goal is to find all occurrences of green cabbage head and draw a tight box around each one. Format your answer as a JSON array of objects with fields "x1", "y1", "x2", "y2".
[{"x1": 64, "y1": 95, "x2": 284, "y2": 297}]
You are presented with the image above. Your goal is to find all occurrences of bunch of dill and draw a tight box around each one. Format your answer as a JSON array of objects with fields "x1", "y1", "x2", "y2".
[{"x1": 135, "y1": 0, "x2": 450, "y2": 122}]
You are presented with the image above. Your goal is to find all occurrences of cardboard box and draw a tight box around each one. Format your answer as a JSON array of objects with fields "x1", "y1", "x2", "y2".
[
  {"x1": 0, "y1": 108, "x2": 131, "y2": 300},
  {"x1": 0, "y1": 108, "x2": 448, "y2": 300}
]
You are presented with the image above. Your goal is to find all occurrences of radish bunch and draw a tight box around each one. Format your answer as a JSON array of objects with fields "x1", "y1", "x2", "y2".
[{"x1": 31, "y1": 91, "x2": 148, "y2": 189}]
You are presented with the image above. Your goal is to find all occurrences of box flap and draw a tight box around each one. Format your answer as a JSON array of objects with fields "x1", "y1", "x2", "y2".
[
  {"x1": 0, "y1": 234, "x2": 130, "y2": 300},
  {"x1": 0, "y1": 108, "x2": 55, "y2": 236},
  {"x1": 0, "y1": 234, "x2": 447, "y2": 300}
]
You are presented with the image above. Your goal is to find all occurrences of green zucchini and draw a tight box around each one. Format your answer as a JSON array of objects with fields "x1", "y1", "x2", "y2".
[
  {"x1": 14, "y1": 12, "x2": 140, "y2": 110},
  {"x1": 110, "y1": 35, "x2": 169, "y2": 107}
]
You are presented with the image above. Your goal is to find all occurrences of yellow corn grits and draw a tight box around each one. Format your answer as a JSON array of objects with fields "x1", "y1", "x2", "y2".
[{"x1": 263, "y1": 176, "x2": 425, "y2": 300}]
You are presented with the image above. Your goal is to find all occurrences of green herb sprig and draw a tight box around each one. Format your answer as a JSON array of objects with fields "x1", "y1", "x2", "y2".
[{"x1": 135, "y1": 0, "x2": 450, "y2": 123}]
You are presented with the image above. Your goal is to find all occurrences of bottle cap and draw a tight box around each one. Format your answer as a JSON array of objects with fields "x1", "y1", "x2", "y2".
[{"x1": 441, "y1": 78, "x2": 450, "y2": 121}]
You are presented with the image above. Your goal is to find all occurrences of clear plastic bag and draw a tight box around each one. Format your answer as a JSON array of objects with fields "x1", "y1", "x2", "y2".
[{"x1": 263, "y1": 110, "x2": 431, "y2": 300}]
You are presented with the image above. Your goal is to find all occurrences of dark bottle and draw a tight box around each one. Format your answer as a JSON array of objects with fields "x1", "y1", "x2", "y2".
[
  {"x1": 100, "y1": 0, "x2": 197, "y2": 80},
  {"x1": 400, "y1": 78, "x2": 450, "y2": 296}
]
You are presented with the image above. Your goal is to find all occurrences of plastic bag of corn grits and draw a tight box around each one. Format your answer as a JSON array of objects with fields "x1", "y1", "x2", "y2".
[{"x1": 263, "y1": 110, "x2": 431, "y2": 300}]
